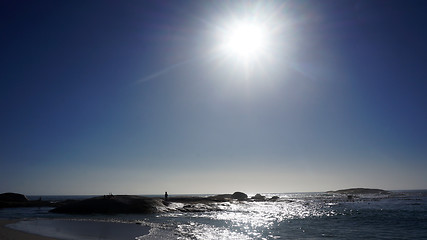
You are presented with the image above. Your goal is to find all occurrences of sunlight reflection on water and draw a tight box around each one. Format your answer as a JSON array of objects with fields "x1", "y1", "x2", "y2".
[
  {"x1": 177, "y1": 222, "x2": 252, "y2": 240},
  {"x1": 165, "y1": 193, "x2": 338, "y2": 239},
  {"x1": 3, "y1": 192, "x2": 424, "y2": 239}
]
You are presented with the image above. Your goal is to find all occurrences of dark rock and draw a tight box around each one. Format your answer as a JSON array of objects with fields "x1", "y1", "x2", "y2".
[
  {"x1": 0, "y1": 192, "x2": 57, "y2": 209},
  {"x1": 209, "y1": 194, "x2": 232, "y2": 201},
  {"x1": 231, "y1": 192, "x2": 248, "y2": 201},
  {"x1": 269, "y1": 196, "x2": 280, "y2": 201},
  {"x1": 50, "y1": 192, "x2": 251, "y2": 214},
  {"x1": 206, "y1": 194, "x2": 233, "y2": 202},
  {"x1": 168, "y1": 196, "x2": 218, "y2": 203},
  {"x1": 326, "y1": 188, "x2": 391, "y2": 195},
  {"x1": 252, "y1": 194, "x2": 266, "y2": 201},
  {"x1": 50, "y1": 195, "x2": 164, "y2": 214},
  {"x1": 179, "y1": 204, "x2": 219, "y2": 212},
  {"x1": 0, "y1": 192, "x2": 28, "y2": 202}
]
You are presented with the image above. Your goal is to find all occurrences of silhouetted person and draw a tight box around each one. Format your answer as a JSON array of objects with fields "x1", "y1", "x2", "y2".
[{"x1": 165, "y1": 191, "x2": 168, "y2": 201}]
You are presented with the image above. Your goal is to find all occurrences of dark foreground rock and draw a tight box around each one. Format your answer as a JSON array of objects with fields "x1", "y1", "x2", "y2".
[
  {"x1": 50, "y1": 195, "x2": 164, "y2": 214},
  {"x1": 0, "y1": 193, "x2": 28, "y2": 202},
  {"x1": 50, "y1": 192, "x2": 258, "y2": 214},
  {"x1": 0, "y1": 192, "x2": 56, "y2": 209},
  {"x1": 326, "y1": 188, "x2": 391, "y2": 195}
]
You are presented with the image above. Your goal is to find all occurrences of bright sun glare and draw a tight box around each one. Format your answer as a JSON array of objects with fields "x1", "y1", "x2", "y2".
[{"x1": 221, "y1": 20, "x2": 268, "y2": 61}]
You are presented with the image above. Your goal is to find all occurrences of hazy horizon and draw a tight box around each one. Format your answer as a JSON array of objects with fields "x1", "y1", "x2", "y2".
[
  {"x1": 1, "y1": 1, "x2": 426, "y2": 195},
  {"x1": 12, "y1": 187, "x2": 427, "y2": 197}
]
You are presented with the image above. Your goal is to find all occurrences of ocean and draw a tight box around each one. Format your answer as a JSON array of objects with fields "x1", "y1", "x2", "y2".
[{"x1": 1, "y1": 191, "x2": 427, "y2": 239}]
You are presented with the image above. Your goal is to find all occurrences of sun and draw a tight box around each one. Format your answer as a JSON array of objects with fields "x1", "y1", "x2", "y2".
[{"x1": 220, "y1": 20, "x2": 269, "y2": 61}]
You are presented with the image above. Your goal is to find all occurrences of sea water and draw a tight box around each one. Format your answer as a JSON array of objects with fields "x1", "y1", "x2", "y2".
[{"x1": 1, "y1": 191, "x2": 427, "y2": 239}]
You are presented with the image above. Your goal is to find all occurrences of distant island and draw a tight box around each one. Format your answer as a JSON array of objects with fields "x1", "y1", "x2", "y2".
[{"x1": 326, "y1": 188, "x2": 391, "y2": 195}]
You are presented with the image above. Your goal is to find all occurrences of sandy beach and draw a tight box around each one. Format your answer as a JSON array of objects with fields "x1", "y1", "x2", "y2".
[
  {"x1": 0, "y1": 218, "x2": 152, "y2": 240},
  {"x1": 0, "y1": 220, "x2": 58, "y2": 240}
]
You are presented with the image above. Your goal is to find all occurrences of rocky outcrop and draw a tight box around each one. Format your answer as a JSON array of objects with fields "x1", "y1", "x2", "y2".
[
  {"x1": 269, "y1": 196, "x2": 279, "y2": 201},
  {"x1": 0, "y1": 193, "x2": 28, "y2": 202},
  {"x1": 168, "y1": 196, "x2": 229, "y2": 203},
  {"x1": 0, "y1": 192, "x2": 56, "y2": 208},
  {"x1": 231, "y1": 192, "x2": 248, "y2": 200},
  {"x1": 207, "y1": 194, "x2": 233, "y2": 201},
  {"x1": 252, "y1": 194, "x2": 266, "y2": 201},
  {"x1": 155, "y1": 192, "x2": 252, "y2": 204},
  {"x1": 326, "y1": 188, "x2": 391, "y2": 195},
  {"x1": 50, "y1": 195, "x2": 164, "y2": 214},
  {"x1": 49, "y1": 192, "x2": 254, "y2": 214}
]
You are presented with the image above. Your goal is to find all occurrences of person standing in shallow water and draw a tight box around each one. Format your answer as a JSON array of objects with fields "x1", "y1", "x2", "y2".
[{"x1": 165, "y1": 191, "x2": 168, "y2": 201}]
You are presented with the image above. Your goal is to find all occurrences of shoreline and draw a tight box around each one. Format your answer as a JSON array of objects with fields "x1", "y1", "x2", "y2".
[
  {"x1": 0, "y1": 218, "x2": 151, "y2": 240},
  {"x1": 0, "y1": 219, "x2": 59, "y2": 240}
]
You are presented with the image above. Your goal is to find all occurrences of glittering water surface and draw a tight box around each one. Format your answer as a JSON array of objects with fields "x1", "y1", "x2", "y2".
[
  {"x1": 156, "y1": 192, "x2": 427, "y2": 239},
  {"x1": 2, "y1": 191, "x2": 427, "y2": 239}
]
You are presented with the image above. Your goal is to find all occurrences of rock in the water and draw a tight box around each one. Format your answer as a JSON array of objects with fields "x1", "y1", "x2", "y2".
[
  {"x1": 326, "y1": 188, "x2": 391, "y2": 195},
  {"x1": 252, "y1": 194, "x2": 266, "y2": 201},
  {"x1": 208, "y1": 194, "x2": 232, "y2": 201},
  {"x1": 269, "y1": 196, "x2": 279, "y2": 201},
  {"x1": 50, "y1": 195, "x2": 164, "y2": 214},
  {"x1": 0, "y1": 193, "x2": 28, "y2": 202},
  {"x1": 231, "y1": 192, "x2": 248, "y2": 201}
]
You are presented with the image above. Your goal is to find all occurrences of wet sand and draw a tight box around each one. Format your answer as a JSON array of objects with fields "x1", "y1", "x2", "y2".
[
  {"x1": 1, "y1": 219, "x2": 151, "y2": 240},
  {"x1": 0, "y1": 220, "x2": 59, "y2": 240}
]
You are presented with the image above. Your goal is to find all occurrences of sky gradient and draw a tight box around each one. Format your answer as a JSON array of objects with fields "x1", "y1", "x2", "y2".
[{"x1": 1, "y1": 0, "x2": 426, "y2": 195}]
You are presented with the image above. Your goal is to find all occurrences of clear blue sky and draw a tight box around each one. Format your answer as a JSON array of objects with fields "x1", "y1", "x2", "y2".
[{"x1": 1, "y1": 0, "x2": 426, "y2": 195}]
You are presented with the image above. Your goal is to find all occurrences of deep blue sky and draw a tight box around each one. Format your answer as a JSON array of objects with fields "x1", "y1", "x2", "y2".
[{"x1": 1, "y1": 0, "x2": 426, "y2": 194}]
